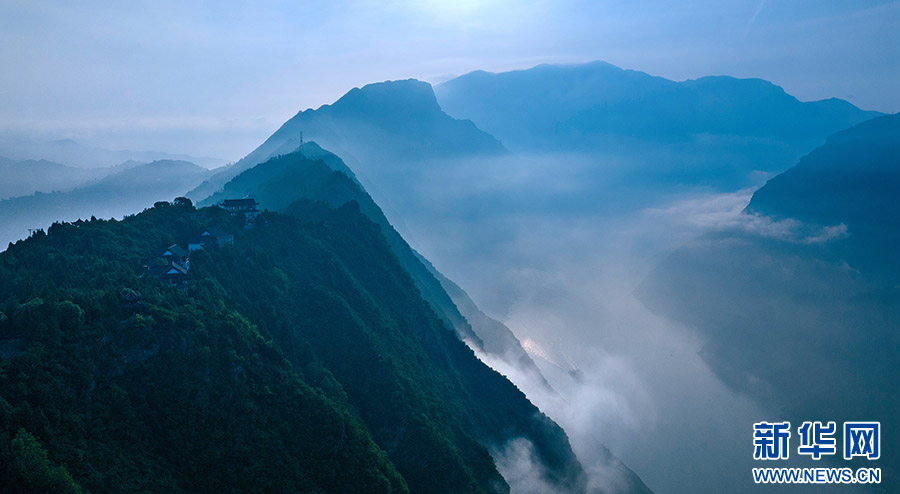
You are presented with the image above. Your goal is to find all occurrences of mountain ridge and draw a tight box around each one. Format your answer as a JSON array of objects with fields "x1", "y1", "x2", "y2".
[
  {"x1": 436, "y1": 61, "x2": 881, "y2": 149},
  {"x1": 198, "y1": 145, "x2": 554, "y2": 392},
  {"x1": 746, "y1": 112, "x2": 900, "y2": 227},
  {"x1": 186, "y1": 79, "x2": 506, "y2": 203},
  {"x1": 0, "y1": 136, "x2": 227, "y2": 169},
  {"x1": 195, "y1": 147, "x2": 651, "y2": 491}
]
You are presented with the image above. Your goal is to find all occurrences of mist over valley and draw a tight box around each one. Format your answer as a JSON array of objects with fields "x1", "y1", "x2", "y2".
[{"x1": 1, "y1": 3, "x2": 897, "y2": 492}]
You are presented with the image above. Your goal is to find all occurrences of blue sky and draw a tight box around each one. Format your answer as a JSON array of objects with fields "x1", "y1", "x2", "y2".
[{"x1": 1, "y1": 0, "x2": 897, "y2": 160}]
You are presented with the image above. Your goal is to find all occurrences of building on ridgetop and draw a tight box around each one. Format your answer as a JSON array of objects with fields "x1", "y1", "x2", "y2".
[{"x1": 220, "y1": 198, "x2": 260, "y2": 221}]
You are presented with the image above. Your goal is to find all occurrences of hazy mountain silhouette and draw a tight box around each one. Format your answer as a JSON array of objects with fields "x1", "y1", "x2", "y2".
[
  {"x1": 259, "y1": 78, "x2": 505, "y2": 162},
  {"x1": 435, "y1": 61, "x2": 882, "y2": 188},
  {"x1": 0, "y1": 136, "x2": 227, "y2": 169},
  {"x1": 637, "y1": 113, "x2": 900, "y2": 490},
  {"x1": 187, "y1": 79, "x2": 505, "y2": 202},
  {"x1": 436, "y1": 61, "x2": 881, "y2": 148},
  {"x1": 0, "y1": 158, "x2": 109, "y2": 200},
  {"x1": 748, "y1": 112, "x2": 900, "y2": 280},
  {"x1": 747, "y1": 113, "x2": 900, "y2": 229},
  {"x1": 0, "y1": 160, "x2": 211, "y2": 248}
]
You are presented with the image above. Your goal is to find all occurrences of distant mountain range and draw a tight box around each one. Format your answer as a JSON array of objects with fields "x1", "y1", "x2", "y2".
[
  {"x1": 0, "y1": 160, "x2": 212, "y2": 248},
  {"x1": 637, "y1": 112, "x2": 900, "y2": 490},
  {"x1": 436, "y1": 61, "x2": 882, "y2": 189},
  {"x1": 0, "y1": 158, "x2": 110, "y2": 200},
  {"x1": 436, "y1": 61, "x2": 881, "y2": 150},
  {"x1": 0, "y1": 136, "x2": 227, "y2": 169}
]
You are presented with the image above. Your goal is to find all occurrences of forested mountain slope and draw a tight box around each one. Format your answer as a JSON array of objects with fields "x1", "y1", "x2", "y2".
[
  {"x1": 0, "y1": 199, "x2": 607, "y2": 493},
  {"x1": 199, "y1": 147, "x2": 553, "y2": 392}
]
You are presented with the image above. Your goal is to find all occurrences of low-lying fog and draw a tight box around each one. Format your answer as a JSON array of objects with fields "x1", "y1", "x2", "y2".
[{"x1": 364, "y1": 152, "x2": 868, "y2": 493}]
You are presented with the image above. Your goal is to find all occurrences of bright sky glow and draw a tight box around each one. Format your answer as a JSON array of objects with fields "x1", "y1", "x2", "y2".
[{"x1": 1, "y1": 0, "x2": 897, "y2": 159}]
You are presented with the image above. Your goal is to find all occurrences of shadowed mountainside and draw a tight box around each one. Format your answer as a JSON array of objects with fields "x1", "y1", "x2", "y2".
[
  {"x1": 0, "y1": 197, "x2": 602, "y2": 493},
  {"x1": 637, "y1": 113, "x2": 900, "y2": 492},
  {"x1": 199, "y1": 145, "x2": 554, "y2": 393},
  {"x1": 195, "y1": 147, "x2": 652, "y2": 492}
]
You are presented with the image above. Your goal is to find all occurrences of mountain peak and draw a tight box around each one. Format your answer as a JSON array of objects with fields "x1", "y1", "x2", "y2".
[{"x1": 317, "y1": 78, "x2": 443, "y2": 121}]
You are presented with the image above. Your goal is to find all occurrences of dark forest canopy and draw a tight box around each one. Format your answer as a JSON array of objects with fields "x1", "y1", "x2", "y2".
[{"x1": 0, "y1": 199, "x2": 593, "y2": 493}]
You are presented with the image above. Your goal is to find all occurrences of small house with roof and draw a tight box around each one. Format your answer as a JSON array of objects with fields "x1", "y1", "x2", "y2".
[
  {"x1": 187, "y1": 227, "x2": 234, "y2": 252},
  {"x1": 152, "y1": 244, "x2": 188, "y2": 264},
  {"x1": 220, "y1": 198, "x2": 260, "y2": 221},
  {"x1": 146, "y1": 261, "x2": 188, "y2": 288},
  {"x1": 146, "y1": 222, "x2": 236, "y2": 289}
]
